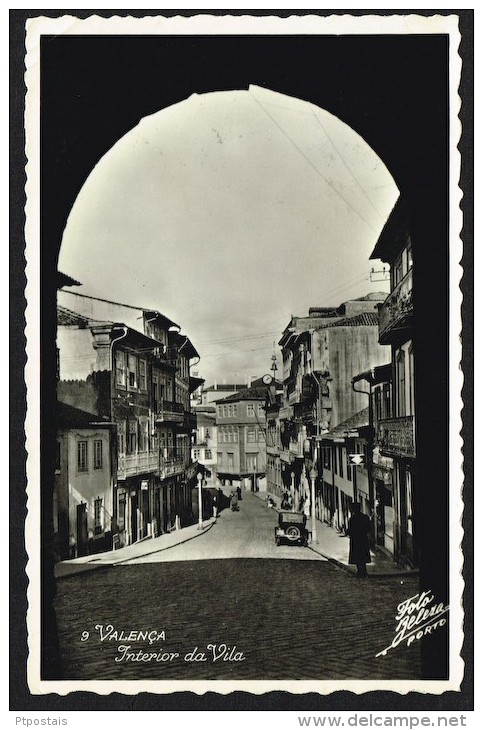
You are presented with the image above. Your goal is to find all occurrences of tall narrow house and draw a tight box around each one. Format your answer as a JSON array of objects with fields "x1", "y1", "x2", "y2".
[{"x1": 369, "y1": 198, "x2": 417, "y2": 567}]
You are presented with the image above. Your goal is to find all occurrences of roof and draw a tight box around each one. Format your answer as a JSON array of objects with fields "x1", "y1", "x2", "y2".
[
  {"x1": 322, "y1": 407, "x2": 370, "y2": 441},
  {"x1": 352, "y1": 363, "x2": 392, "y2": 386},
  {"x1": 57, "y1": 305, "x2": 172, "y2": 351},
  {"x1": 169, "y1": 332, "x2": 199, "y2": 359},
  {"x1": 57, "y1": 401, "x2": 111, "y2": 429},
  {"x1": 57, "y1": 272, "x2": 82, "y2": 289},
  {"x1": 58, "y1": 290, "x2": 180, "y2": 331},
  {"x1": 203, "y1": 383, "x2": 248, "y2": 392},
  {"x1": 352, "y1": 292, "x2": 388, "y2": 302},
  {"x1": 194, "y1": 411, "x2": 216, "y2": 425},
  {"x1": 215, "y1": 385, "x2": 268, "y2": 403},
  {"x1": 323, "y1": 312, "x2": 379, "y2": 328},
  {"x1": 370, "y1": 196, "x2": 408, "y2": 262},
  {"x1": 249, "y1": 376, "x2": 282, "y2": 389},
  {"x1": 57, "y1": 305, "x2": 92, "y2": 327}
]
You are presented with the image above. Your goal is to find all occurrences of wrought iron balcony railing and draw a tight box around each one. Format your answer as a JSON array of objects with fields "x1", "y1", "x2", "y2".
[
  {"x1": 379, "y1": 269, "x2": 413, "y2": 344},
  {"x1": 153, "y1": 399, "x2": 184, "y2": 423}
]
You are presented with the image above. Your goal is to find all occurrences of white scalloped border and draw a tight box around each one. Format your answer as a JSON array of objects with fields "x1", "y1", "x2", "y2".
[{"x1": 24, "y1": 12, "x2": 465, "y2": 697}]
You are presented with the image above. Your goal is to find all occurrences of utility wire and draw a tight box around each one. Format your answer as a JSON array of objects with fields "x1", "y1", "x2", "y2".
[
  {"x1": 249, "y1": 90, "x2": 378, "y2": 234},
  {"x1": 309, "y1": 106, "x2": 386, "y2": 221}
]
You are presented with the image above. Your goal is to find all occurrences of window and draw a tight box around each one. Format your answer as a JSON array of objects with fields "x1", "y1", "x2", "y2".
[
  {"x1": 217, "y1": 452, "x2": 223, "y2": 466},
  {"x1": 118, "y1": 494, "x2": 126, "y2": 531},
  {"x1": 55, "y1": 441, "x2": 61, "y2": 474},
  {"x1": 117, "y1": 421, "x2": 126, "y2": 454},
  {"x1": 228, "y1": 430, "x2": 233, "y2": 442},
  {"x1": 138, "y1": 359, "x2": 147, "y2": 391},
  {"x1": 247, "y1": 429, "x2": 256, "y2": 443},
  {"x1": 139, "y1": 419, "x2": 149, "y2": 452},
  {"x1": 247, "y1": 454, "x2": 257, "y2": 471},
  {"x1": 152, "y1": 372, "x2": 159, "y2": 408},
  {"x1": 93, "y1": 439, "x2": 103, "y2": 469},
  {"x1": 408, "y1": 344, "x2": 415, "y2": 416},
  {"x1": 204, "y1": 449, "x2": 212, "y2": 460},
  {"x1": 258, "y1": 428, "x2": 264, "y2": 442},
  {"x1": 247, "y1": 403, "x2": 254, "y2": 417},
  {"x1": 193, "y1": 448, "x2": 200, "y2": 460},
  {"x1": 77, "y1": 440, "x2": 88, "y2": 472},
  {"x1": 396, "y1": 350, "x2": 406, "y2": 417},
  {"x1": 233, "y1": 404, "x2": 238, "y2": 417},
  {"x1": 128, "y1": 421, "x2": 137, "y2": 453},
  {"x1": 94, "y1": 497, "x2": 103, "y2": 535},
  {"x1": 227, "y1": 453, "x2": 234, "y2": 468},
  {"x1": 115, "y1": 351, "x2": 126, "y2": 387},
  {"x1": 217, "y1": 406, "x2": 222, "y2": 418},
  {"x1": 258, "y1": 404, "x2": 264, "y2": 417},
  {"x1": 393, "y1": 254, "x2": 403, "y2": 287},
  {"x1": 383, "y1": 383, "x2": 391, "y2": 420},
  {"x1": 406, "y1": 243, "x2": 413, "y2": 272},
  {"x1": 205, "y1": 428, "x2": 210, "y2": 439},
  {"x1": 128, "y1": 354, "x2": 137, "y2": 389},
  {"x1": 323, "y1": 448, "x2": 331, "y2": 470},
  {"x1": 233, "y1": 429, "x2": 238, "y2": 443}
]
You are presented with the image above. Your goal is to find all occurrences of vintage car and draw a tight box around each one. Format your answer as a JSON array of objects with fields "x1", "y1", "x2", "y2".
[{"x1": 274, "y1": 511, "x2": 309, "y2": 547}]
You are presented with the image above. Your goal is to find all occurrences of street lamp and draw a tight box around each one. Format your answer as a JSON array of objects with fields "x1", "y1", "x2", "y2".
[
  {"x1": 309, "y1": 466, "x2": 318, "y2": 544},
  {"x1": 290, "y1": 471, "x2": 295, "y2": 512},
  {"x1": 197, "y1": 472, "x2": 203, "y2": 531}
]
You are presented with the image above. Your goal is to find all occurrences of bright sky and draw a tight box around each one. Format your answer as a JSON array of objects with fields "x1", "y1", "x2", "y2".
[{"x1": 59, "y1": 85, "x2": 399, "y2": 386}]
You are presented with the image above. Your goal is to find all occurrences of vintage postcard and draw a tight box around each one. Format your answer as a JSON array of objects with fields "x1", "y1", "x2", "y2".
[{"x1": 17, "y1": 10, "x2": 471, "y2": 708}]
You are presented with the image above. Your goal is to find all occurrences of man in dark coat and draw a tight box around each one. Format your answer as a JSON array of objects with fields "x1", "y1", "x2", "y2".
[{"x1": 347, "y1": 502, "x2": 372, "y2": 577}]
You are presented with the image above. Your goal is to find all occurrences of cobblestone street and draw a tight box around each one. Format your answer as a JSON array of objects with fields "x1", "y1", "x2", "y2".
[{"x1": 54, "y1": 493, "x2": 421, "y2": 681}]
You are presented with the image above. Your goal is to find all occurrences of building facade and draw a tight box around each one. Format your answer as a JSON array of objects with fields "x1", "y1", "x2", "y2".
[
  {"x1": 191, "y1": 410, "x2": 217, "y2": 479},
  {"x1": 270, "y1": 294, "x2": 390, "y2": 508},
  {"x1": 54, "y1": 402, "x2": 115, "y2": 560},
  {"x1": 56, "y1": 295, "x2": 199, "y2": 554},
  {"x1": 369, "y1": 199, "x2": 417, "y2": 567},
  {"x1": 320, "y1": 408, "x2": 372, "y2": 534},
  {"x1": 215, "y1": 382, "x2": 268, "y2": 491}
]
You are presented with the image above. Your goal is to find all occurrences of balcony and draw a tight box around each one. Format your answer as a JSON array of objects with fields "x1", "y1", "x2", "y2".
[
  {"x1": 154, "y1": 399, "x2": 184, "y2": 424},
  {"x1": 266, "y1": 444, "x2": 280, "y2": 456},
  {"x1": 118, "y1": 451, "x2": 158, "y2": 479},
  {"x1": 289, "y1": 436, "x2": 304, "y2": 458},
  {"x1": 379, "y1": 269, "x2": 413, "y2": 344},
  {"x1": 377, "y1": 415, "x2": 415, "y2": 457},
  {"x1": 159, "y1": 458, "x2": 185, "y2": 479},
  {"x1": 293, "y1": 401, "x2": 315, "y2": 423},
  {"x1": 278, "y1": 405, "x2": 293, "y2": 421}
]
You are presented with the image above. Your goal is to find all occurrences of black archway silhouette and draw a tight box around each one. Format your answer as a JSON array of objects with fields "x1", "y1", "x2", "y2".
[{"x1": 38, "y1": 32, "x2": 458, "y2": 686}]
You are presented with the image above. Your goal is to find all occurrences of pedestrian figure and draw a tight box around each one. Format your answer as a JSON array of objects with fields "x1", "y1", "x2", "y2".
[
  {"x1": 230, "y1": 490, "x2": 239, "y2": 511},
  {"x1": 347, "y1": 502, "x2": 372, "y2": 577},
  {"x1": 237, "y1": 485, "x2": 242, "y2": 501},
  {"x1": 212, "y1": 494, "x2": 218, "y2": 518}
]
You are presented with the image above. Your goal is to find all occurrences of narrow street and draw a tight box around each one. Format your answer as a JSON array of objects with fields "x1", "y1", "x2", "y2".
[
  {"x1": 127, "y1": 491, "x2": 324, "y2": 563},
  {"x1": 54, "y1": 492, "x2": 421, "y2": 681}
]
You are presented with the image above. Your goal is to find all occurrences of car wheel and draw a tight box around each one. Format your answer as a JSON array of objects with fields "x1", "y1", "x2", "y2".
[{"x1": 286, "y1": 526, "x2": 301, "y2": 541}]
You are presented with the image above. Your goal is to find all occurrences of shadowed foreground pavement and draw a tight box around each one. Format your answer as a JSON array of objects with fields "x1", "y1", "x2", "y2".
[{"x1": 55, "y1": 558, "x2": 420, "y2": 681}]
